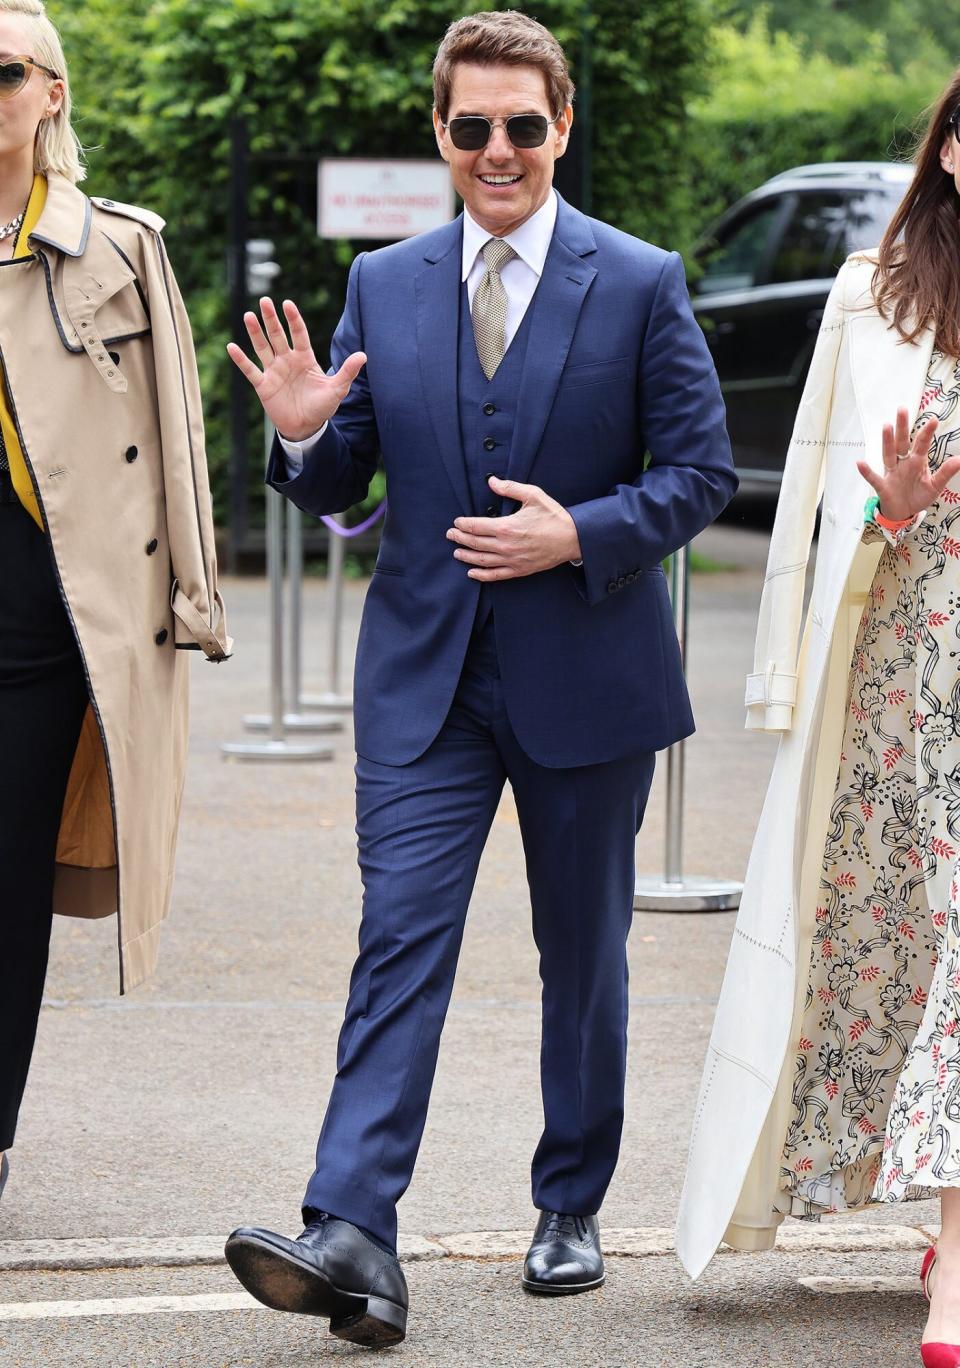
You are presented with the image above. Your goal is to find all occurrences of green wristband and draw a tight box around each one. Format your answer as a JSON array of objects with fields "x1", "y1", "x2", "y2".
[{"x1": 864, "y1": 494, "x2": 880, "y2": 526}]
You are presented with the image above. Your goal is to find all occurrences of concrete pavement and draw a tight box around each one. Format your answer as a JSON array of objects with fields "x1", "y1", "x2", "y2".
[{"x1": 0, "y1": 513, "x2": 941, "y2": 1365}]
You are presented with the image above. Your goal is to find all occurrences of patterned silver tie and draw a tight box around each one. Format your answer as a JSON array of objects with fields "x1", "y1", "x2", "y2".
[{"x1": 473, "y1": 237, "x2": 517, "y2": 380}]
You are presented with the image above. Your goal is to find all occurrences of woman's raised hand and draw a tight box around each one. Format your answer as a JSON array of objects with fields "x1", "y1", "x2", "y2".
[
  {"x1": 226, "y1": 297, "x2": 366, "y2": 444},
  {"x1": 857, "y1": 408, "x2": 960, "y2": 521}
]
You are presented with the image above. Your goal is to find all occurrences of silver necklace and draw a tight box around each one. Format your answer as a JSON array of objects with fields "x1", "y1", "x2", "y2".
[
  {"x1": 0, "y1": 192, "x2": 30, "y2": 244},
  {"x1": 0, "y1": 210, "x2": 25, "y2": 243}
]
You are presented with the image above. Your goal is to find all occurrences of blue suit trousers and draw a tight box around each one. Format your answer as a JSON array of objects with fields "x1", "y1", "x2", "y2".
[{"x1": 303, "y1": 622, "x2": 655, "y2": 1249}]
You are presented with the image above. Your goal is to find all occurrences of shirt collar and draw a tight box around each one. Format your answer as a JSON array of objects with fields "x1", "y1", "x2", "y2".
[{"x1": 461, "y1": 189, "x2": 558, "y2": 282}]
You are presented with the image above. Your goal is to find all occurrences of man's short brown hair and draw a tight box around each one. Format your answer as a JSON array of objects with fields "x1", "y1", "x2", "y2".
[{"x1": 433, "y1": 10, "x2": 575, "y2": 121}]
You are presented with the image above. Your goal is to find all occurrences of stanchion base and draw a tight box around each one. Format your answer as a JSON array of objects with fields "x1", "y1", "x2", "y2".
[
  {"x1": 633, "y1": 875, "x2": 743, "y2": 913},
  {"x1": 298, "y1": 692, "x2": 354, "y2": 713},
  {"x1": 221, "y1": 740, "x2": 334, "y2": 763},
  {"x1": 242, "y1": 713, "x2": 343, "y2": 734}
]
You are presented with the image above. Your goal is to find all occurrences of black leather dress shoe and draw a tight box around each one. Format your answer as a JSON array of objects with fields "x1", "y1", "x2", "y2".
[
  {"x1": 522, "y1": 1211, "x2": 604, "y2": 1295},
  {"x1": 224, "y1": 1215, "x2": 408, "y2": 1347}
]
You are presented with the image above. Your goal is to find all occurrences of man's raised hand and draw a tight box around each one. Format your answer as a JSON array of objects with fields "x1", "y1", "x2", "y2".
[{"x1": 226, "y1": 297, "x2": 366, "y2": 443}]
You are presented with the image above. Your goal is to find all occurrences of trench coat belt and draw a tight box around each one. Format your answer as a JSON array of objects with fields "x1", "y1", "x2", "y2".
[{"x1": 169, "y1": 583, "x2": 233, "y2": 662}]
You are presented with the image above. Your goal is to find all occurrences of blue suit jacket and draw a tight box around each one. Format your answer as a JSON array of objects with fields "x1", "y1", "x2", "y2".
[{"x1": 268, "y1": 195, "x2": 737, "y2": 769}]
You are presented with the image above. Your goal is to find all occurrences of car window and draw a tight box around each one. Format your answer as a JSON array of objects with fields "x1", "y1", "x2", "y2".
[
  {"x1": 838, "y1": 190, "x2": 903, "y2": 258},
  {"x1": 696, "y1": 202, "x2": 783, "y2": 295},
  {"x1": 769, "y1": 190, "x2": 903, "y2": 284},
  {"x1": 768, "y1": 194, "x2": 847, "y2": 284}
]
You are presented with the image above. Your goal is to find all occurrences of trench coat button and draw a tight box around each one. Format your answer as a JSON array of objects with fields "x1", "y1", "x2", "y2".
[
  {"x1": 483, "y1": 402, "x2": 496, "y2": 416},
  {"x1": 483, "y1": 436, "x2": 496, "y2": 451},
  {"x1": 607, "y1": 581, "x2": 617, "y2": 594},
  {"x1": 146, "y1": 539, "x2": 158, "y2": 555},
  {"x1": 155, "y1": 628, "x2": 168, "y2": 646},
  {"x1": 125, "y1": 445, "x2": 138, "y2": 462},
  {"x1": 101, "y1": 199, "x2": 115, "y2": 207}
]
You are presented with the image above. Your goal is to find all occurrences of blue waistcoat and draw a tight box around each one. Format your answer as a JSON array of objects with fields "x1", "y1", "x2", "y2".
[{"x1": 457, "y1": 279, "x2": 534, "y2": 631}]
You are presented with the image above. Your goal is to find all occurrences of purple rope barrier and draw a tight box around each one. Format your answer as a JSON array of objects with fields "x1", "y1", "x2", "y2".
[{"x1": 320, "y1": 499, "x2": 388, "y2": 538}]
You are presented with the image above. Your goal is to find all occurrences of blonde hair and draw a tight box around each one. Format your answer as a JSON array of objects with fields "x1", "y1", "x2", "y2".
[{"x1": 0, "y1": 0, "x2": 84, "y2": 183}]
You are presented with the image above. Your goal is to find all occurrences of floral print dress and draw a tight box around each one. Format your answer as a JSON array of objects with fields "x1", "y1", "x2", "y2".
[{"x1": 782, "y1": 350, "x2": 960, "y2": 1216}]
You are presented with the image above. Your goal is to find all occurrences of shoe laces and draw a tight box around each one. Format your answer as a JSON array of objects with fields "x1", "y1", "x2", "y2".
[
  {"x1": 300, "y1": 1213, "x2": 330, "y2": 1239},
  {"x1": 543, "y1": 1212, "x2": 587, "y2": 1242}
]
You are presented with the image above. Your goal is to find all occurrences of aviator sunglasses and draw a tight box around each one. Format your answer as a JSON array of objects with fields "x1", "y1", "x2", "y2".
[
  {"x1": 0, "y1": 55, "x2": 60, "y2": 100},
  {"x1": 441, "y1": 112, "x2": 561, "y2": 151}
]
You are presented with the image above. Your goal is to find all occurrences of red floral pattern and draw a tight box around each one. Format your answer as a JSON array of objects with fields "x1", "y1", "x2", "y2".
[{"x1": 782, "y1": 352, "x2": 960, "y2": 1215}]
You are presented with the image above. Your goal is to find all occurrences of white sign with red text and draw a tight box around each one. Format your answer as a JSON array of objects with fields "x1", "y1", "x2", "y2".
[{"x1": 318, "y1": 159, "x2": 455, "y2": 240}]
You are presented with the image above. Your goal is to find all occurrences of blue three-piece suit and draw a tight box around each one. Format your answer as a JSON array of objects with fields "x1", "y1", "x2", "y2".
[{"x1": 268, "y1": 193, "x2": 736, "y2": 1249}]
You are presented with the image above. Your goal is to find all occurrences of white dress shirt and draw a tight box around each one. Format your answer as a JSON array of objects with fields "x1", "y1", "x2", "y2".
[{"x1": 280, "y1": 191, "x2": 559, "y2": 473}]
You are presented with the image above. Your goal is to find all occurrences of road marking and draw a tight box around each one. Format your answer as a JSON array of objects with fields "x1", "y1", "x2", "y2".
[
  {"x1": 0, "y1": 1292, "x2": 263, "y2": 1322},
  {"x1": 800, "y1": 1276, "x2": 921, "y2": 1295}
]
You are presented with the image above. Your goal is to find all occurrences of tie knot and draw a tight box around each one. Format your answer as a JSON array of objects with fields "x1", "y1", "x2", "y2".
[{"x1": 482, "y1": 237, "x2": 516, "y2": 274}]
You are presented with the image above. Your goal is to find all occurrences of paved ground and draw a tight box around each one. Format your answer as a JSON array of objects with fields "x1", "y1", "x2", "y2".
[{"x1": 0, "y1": 504, "x2": 942, "y2": 1364}]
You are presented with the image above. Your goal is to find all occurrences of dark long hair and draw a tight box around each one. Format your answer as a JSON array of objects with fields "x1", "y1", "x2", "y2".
[{"x1": 874, "y1": 69, "x2": 960, "y2": 355}]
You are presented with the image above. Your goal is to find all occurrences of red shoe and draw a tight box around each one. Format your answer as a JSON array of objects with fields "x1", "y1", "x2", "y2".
[{"x1": 921, "y1": 1246, "x2": 960, "y2": 1367}]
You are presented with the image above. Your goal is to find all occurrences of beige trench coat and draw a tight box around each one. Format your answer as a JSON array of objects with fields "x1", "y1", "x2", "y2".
[
  {"x1": 0, "y1": 172, "x2": 230, "y2": 994},
  {"x1": 675, "y1": 253, "x2": 936, "y2": 1279}
]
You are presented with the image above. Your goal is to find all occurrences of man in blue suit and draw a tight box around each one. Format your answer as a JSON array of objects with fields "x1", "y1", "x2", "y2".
[{"x1": 224, "y1": 10, "x2": 736, "y2": 1349}]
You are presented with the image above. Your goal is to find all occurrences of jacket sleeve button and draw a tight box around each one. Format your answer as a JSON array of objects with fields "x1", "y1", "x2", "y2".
[
  {"x1": 125, "y1": 446, "x2": 138, "y2": 462},
  {"x1": 626, "y1": 572, "x2": 636, "y2": 584},
  {"x1": 617, "y1": 576, "x2": 626, "y2": 588},
  {"x1": 146, "y1": 539, "x2": 158, "y2": 555},
  {"x1": 155, "y1": 628, "x2": 168, "y2": 646},
  {"x1": 607, "y1": 581, "x2": 617, "y2": 594}
]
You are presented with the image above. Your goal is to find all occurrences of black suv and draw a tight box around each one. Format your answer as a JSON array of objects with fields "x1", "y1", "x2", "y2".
[{"x1": 691, "y1": 162, "x2": 913, "y2": 487}]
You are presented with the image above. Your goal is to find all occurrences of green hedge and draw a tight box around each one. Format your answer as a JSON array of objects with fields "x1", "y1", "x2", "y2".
[
  {"x1": 684, "y1": 17, "x2": 949, "y2": 251},
  {"x1": 48, "y1": 0, "x2": 706, "y2": 528}
]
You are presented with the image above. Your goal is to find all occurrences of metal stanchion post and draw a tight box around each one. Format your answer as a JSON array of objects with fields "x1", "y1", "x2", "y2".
[
  {"x1": 222, "y1": 417, "x2": 334, "y2": 763},
  {"x1": 299, "y1": 512, "x2": 353, "y2": 712},
  {"x1": 244, "y1": 500, "x2": 342, "y2": 734},
  {"x1": 633, "y1": 544, "x2": 743, "y2": 912}
]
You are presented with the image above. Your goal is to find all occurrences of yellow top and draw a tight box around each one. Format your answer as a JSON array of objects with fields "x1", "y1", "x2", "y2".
[{"x1": 0, "y1": 173, "x2": 48, "y2": 528}]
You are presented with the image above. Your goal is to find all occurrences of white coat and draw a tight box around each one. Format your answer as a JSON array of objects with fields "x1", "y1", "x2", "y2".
[{"x1": 676, "y1": 253, "x2": 937, "y2": 1279}]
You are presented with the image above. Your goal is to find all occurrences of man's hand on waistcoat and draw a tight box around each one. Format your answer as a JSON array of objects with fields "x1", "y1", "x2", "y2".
[
  {"x1": 446, "y1": 477, "x2": 582, "y2": 581},
  {"x1": 227, "y1": 297, "x2": 366, "y2": 444}
]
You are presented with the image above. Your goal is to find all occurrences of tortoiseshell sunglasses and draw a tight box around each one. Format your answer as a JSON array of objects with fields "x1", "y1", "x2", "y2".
[{"x1": 0, "y1": 56, "x2": 60, "y2": 101}]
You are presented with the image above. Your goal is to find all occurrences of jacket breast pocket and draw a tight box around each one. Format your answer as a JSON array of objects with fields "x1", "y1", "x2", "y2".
[
  {"x1": 561, "y1": 356, "x2": 634, "y2": 391},
  {"x1": 373, "y1": 563, "x2": 405, "y2": 577}
]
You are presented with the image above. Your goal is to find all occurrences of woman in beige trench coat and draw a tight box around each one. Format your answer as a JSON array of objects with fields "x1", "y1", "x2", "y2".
[
  {"x1": 677, "y1": 68, "x2": 960, "y2": 1367},
  {"x1": 0, "y1": 0, "x2": 229, "y2": 1201}
]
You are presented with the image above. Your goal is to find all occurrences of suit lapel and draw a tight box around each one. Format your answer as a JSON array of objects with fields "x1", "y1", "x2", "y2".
[
  {"x1": 415, "y1": 218, "x2": 472, "y2": 515},
  {"x1": 508, "y1": 199, "x2": 597, "y2": 487}
]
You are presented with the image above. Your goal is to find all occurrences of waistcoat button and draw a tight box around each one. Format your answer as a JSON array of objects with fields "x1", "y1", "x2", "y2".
[
  {"x1": 483, "y1": 402, "x2": 496, "y2": 416},
  {"x1": 483, "y1": 436, "x2": 495, "y2": 451}
]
